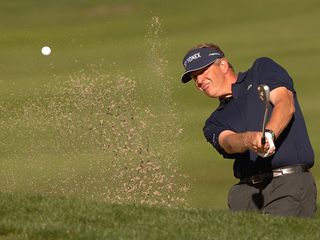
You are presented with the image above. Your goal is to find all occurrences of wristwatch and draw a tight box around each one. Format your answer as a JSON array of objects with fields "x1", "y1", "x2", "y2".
[{"x1": 265, "y1": 129, "x2": 276, "y2": 141}]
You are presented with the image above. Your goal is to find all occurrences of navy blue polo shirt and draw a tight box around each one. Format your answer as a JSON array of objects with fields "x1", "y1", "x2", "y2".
[{"x1": 203, "y1": 57, "x2": 314, "y2": 179}]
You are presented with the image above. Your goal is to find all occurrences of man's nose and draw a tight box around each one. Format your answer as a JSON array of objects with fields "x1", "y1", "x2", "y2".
[{"x1": 196, "y1": 73, "x2": 205, "y2": 85}]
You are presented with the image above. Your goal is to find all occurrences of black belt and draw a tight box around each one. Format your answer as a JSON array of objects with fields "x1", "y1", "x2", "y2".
[{"x1": 240, "y1": 164, "x2": 309, "y2": 185}]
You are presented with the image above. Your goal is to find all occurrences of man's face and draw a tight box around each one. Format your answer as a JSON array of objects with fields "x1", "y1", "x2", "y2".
[{"x1": 191, "y1": 60, "x2": 226, "y2": 98}]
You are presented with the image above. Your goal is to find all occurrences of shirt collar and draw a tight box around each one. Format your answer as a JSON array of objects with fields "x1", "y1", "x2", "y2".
[
  {"x1": 217, "y1": 96, "x2": 233, "y2": 110},
  {"x1": 217, "y1": 71, "x2": 248, "y2": 110},
  {"x1": 232, "y1": 71, "x2": 248, "y2": 99}
]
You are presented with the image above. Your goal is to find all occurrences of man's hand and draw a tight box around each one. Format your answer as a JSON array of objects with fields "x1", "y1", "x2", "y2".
[
  {"x1": 243, "y1": 131, "x2": 269, "y2": 153},
  {"x1": 257, "y1": 132, "x2": 275, "y2": 157},
  {"x1": 243, "y1": 131, "x2": 275, "y2": 156}
]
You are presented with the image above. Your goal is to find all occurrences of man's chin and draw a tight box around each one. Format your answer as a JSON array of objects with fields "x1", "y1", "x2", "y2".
[{"x1": 203, "y1": 89, "x2": 216, "y2": 97}]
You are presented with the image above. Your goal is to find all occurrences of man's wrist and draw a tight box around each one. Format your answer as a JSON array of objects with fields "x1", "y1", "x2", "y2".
[{"x1": 265, "y1": 129, "x2": 276, "y2": 141}]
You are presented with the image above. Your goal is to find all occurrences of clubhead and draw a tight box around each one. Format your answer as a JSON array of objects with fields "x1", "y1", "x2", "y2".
[{"x1": 257, "y1": 84, "x2": 270, "y2": 105}]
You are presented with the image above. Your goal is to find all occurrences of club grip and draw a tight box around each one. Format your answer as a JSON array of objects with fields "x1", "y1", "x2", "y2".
[{"x1": 261, "y1": 136, "x2": 266, "y2": 145}]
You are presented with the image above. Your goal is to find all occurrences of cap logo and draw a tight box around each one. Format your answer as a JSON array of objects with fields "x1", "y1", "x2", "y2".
[
  {"x1": 209, "y1": 53, "x2": 221, "y2": 56},
  {"x1": 183, "y1": 52, "x2": 201, "y2": 68}
]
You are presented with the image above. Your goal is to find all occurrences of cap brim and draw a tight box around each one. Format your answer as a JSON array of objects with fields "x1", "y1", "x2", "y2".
[
  {"x1": 181, "y1": 61, "x2": 216, "y2": 83},
  {"x1": 181, "y1": 71, "x2": 192, "y2": 83}
]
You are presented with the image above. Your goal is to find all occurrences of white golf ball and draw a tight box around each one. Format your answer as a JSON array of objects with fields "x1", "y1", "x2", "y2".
[{"x1": 41, "y1": 46, "x2": 51, "y2": 56}]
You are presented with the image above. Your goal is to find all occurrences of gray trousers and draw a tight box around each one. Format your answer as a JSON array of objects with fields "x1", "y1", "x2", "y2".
[{"x1": 228, "y1": 172, "x2": 317, "y2": 217}]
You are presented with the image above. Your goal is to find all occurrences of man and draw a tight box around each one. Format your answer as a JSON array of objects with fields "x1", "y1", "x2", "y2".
[{"x1": 181, "y1": 43, "x2": 317, "y2": 217}]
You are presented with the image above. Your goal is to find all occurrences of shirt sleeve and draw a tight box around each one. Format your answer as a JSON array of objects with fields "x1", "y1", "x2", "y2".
[
  {"x1": 203, "y1": 116, "x2": 237, "y2": 159},
  {"x1": 255, "y1": 57, "x2": 295, "y2": 93}
]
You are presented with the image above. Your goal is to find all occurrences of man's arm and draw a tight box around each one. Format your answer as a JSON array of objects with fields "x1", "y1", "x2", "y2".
[
  {"x1": 266, "y1": 86, "x2": 295, "y2": 139},
  {"x1": 219, "y1": 130, "x2": 267, "y2": 154},
  {"x1": 219, "y1": 86, "x2": 295, "y2": 154}
]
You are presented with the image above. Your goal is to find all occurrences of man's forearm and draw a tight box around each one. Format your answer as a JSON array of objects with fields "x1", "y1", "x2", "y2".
[
  {"x1": 219, "y1": 131, "x2": 248, "y2": 154},
  {"x1": 267, "y1": 89, "x2": 295, "y2": 138},
  {"x1": 219, "y1": 130, "x2": 269, "y2": 155}
]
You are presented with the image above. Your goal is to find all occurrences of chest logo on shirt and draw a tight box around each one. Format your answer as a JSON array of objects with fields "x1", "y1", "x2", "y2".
[
  {"x1": 212, "y1": 133, "x2": 217, "y2": 146},
  {"x1": 247, "y1": 84, "x2": 252, "y2": 91}
]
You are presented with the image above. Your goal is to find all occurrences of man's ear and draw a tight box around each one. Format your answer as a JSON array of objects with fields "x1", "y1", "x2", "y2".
[{"x1": 219, "y1": 58, "x2": 230, "y2": 74}]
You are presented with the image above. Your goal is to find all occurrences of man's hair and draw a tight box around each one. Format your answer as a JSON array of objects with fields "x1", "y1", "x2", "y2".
[{"x1": 190, "y1": 43, "x2": 234, "y2": 71}]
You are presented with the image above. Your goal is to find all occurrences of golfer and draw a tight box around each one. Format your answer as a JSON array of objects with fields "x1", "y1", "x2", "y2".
[{"x1": 181, "y1": 43, "x2": 317, "y2": 217}]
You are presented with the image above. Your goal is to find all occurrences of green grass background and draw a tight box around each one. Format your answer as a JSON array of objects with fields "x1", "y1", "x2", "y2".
[
  {"x1": 1, "y1": 192, "x2": 320, "y2": 240},
  {"x1": 0, "y1": 0, "x2": 320, "y2": 212}
]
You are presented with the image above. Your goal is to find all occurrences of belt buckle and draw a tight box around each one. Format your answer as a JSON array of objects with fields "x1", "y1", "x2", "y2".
[{"x1": 251, "y1": 176, "x2": 263, "y2": 184}]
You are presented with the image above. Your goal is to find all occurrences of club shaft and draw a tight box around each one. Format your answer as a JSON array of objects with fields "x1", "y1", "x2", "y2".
[{"x1": 261, "y1": 106, "x2": 268, "y2": 144}]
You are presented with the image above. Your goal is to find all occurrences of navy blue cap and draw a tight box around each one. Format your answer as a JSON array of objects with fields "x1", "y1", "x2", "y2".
[{"x1": 181, "y1": 47, "x2": 224, "y2": 83}]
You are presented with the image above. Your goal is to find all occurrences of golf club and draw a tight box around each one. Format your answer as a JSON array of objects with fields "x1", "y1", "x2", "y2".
[{"x1": 257, "y1": 84, "x2": 270, "y2": 144}]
